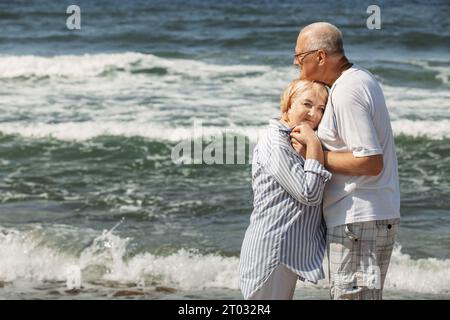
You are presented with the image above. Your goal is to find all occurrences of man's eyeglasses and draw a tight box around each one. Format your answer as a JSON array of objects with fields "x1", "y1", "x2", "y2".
[{"x1": 294, "y1": 50, "x2": 319, "y2": 64}]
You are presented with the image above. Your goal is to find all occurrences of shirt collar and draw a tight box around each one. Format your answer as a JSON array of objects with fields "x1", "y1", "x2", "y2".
[{"x1": 269, "y1": 118, "x2": 292, "y2": 133}]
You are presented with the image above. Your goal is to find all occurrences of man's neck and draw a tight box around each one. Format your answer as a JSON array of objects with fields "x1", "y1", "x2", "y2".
[{"x1": 327, "y1": 56, "x2": 352, "y2": 86}]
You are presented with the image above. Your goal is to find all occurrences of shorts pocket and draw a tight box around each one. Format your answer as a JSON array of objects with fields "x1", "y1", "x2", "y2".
[{"x1": 375, "y1": 218, "x2": 399, "y2": 248}]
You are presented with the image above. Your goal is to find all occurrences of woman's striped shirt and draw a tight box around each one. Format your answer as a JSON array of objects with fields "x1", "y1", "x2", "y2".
[{"x1": 239, "y1": 119, "x2": 332, "y2": 299}]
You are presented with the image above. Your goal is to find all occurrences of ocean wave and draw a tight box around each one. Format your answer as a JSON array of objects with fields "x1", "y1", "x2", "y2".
[
  {"x1": 408, "y1": 59, "x2": 450, "y2": 85},
  {"x1": 1, "y1": 119, "x2": 449, "y2": 142},
  {"x1": 373, "y1": 59, "x2": 450, "y2": 87},
  {"x1": 0, "y1": 52, "x2": 270, "y2": 79},
  {"x1": 0, "y1": 224, "x2": 449, "y2": 294},
  {"x1": 0, "y1": 53, "x2": 448, "y2": 144},
  {"x1": 0, "y1": 121, "x2": 265, "y2": 142},
  {"x1": 391, "y1": 120, "x2": 450, "y2": 140}
]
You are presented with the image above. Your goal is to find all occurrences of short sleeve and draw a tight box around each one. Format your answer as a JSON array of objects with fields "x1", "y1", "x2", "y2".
[{"x1": 331, "y1": 85, "x2": 383, "y2": 157}]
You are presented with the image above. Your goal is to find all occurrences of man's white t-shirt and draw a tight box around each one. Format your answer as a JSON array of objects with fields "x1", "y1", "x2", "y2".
[{"x1": 317, "y1": 64, "x2": 400, "y2": 228}]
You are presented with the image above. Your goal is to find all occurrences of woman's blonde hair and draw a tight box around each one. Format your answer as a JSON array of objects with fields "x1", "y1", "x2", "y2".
[{"x1": 280, "y1": 79, "x2": 328, "y2": 122}]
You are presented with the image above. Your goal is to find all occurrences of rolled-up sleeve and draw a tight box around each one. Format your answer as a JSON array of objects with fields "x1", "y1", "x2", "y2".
[{"x1": 265, "y1": 146, "x2": 332, "y2": 206}]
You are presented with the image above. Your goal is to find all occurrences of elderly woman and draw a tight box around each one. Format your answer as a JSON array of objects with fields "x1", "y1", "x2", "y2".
[{"x1": 239, "y1": 79, "x2": 331, "y2": 300}]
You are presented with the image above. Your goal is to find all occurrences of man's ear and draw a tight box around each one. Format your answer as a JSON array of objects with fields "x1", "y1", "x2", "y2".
[{"x1": 317, "y1": 50, "x2": 327, "y2": 66}]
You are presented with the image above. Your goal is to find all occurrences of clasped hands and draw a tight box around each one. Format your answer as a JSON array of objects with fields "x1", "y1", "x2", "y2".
[{"x1": 289, "y1": 124, "x2": 319, "y2": 158}]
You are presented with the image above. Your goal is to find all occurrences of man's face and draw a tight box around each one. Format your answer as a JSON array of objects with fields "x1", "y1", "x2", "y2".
[{"x1": 294, "y1": 33, "x2": 320, "y2": 81}]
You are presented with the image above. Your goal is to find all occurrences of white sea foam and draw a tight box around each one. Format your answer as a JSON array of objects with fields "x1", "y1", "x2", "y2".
[
  {"x1": 0, "y1": 52, "x2": 270, "y2": 78},
  {"x1": 391, "y1": 119, "x2": 450, "y2": 139},
  {"x1": 0, "y1": 225, "x2": 449, "y2": 294},
  {"x1": 384, "y1": 246, "x2": 450, "y2": 294},
  {"x1": 0, "y1": 119, "x2": 449, "y2": 142},
  {"x1": 0, "y1": 53, "x2": 448, "y2": 142},
  {"x1": 0, "y1": 52, "x2": 287, "y2": 134},
  {"x1": 0, "y1": 226, "x2": 76, "y2": 283},
  {"x1": 0, "y1": 121, "x2": 266, "y2": 142},
  {"x1": 383, "y1": 85, "x2": 450, "y2": 120}
]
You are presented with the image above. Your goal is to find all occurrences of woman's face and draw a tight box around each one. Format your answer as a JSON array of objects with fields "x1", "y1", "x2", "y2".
[{"x1": 287, "y1": 89, "x2": 327, "y2": 129}]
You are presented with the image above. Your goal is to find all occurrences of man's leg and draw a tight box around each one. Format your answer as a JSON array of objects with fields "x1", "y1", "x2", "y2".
[{"x1": 327, "y1": 218, "x2": 399, "y2": 300}]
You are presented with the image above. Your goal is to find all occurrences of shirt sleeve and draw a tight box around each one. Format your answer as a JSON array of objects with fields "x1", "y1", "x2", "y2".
[
  {"x1": 332, "y1": 85, "x2": 383, "y2": 157},
  {"x1": 265, "y1": 145, "x2": 332, "y2": 206}
]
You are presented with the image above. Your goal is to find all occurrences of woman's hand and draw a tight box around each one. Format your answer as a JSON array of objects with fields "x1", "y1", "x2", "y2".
[
  {"x1": 291, "y1": 137, "x2": 307, "y2": 158},
  {"x1": 290, "y1": 124, "x2": 319, "y2": 146},
  {"x1": 290, "y1": 124, "x2": 324, "y2": 164}
]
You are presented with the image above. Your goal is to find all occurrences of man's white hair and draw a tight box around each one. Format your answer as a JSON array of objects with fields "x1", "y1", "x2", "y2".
[{"x1": 301, "y1": 22, "x2": 344, "y2": 54}]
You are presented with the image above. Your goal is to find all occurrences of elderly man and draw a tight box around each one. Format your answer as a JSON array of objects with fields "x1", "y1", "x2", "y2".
[{"x1": 290, "y1": 22, "x2": 400, "y2": 300}]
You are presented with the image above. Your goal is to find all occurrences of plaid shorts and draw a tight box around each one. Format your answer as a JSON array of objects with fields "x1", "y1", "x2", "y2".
[{"x1": 327, "y1": 218, "x2": 400, "y2": 300}]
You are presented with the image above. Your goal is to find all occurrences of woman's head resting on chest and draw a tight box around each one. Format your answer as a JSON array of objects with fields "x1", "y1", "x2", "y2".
[{"x1": 280, "y1": 79, "x2": 328, "y2": 130}]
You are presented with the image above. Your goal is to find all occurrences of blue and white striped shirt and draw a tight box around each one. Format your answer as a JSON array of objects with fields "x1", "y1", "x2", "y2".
[{"x1": 239, "y1": 119, "x2": 332, "y2": 299}]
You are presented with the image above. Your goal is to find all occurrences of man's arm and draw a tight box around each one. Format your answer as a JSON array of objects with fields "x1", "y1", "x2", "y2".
[{"x1": 324, "y1": 151, "x2": 383, "y2": 176}]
